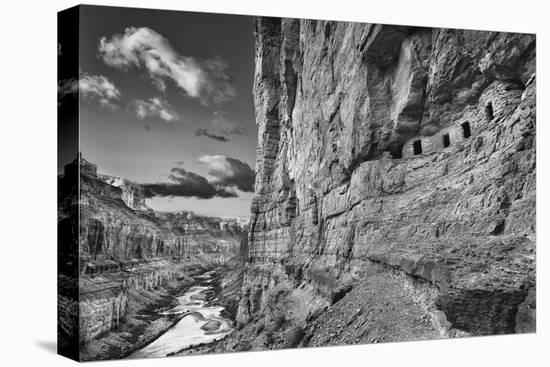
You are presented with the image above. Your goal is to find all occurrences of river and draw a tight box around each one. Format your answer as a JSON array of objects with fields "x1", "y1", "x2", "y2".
[{"x1": 128, "y1": 269, "x2": 234, "y2": 359}]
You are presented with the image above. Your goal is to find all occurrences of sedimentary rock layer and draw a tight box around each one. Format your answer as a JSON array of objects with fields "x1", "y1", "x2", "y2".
[
  {"x1": 58, "y1": 159, "x2": 248, "y2": 358},
  {"x1": 233, "y1": 18, "x2": 535, "y2": 349},
  {"x1": 77, "y1": 167, "x2": 244, "y2": 267}
]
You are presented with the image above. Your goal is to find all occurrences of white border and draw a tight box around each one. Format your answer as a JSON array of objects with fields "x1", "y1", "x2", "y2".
[{"x1": 0, "y1": 0, "x2": 547, "y2": 366}]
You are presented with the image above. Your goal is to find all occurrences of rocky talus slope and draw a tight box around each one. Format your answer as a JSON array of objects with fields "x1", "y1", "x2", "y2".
[{"x1": 226, "y1": 19, "x2": 535, "y2": 351}]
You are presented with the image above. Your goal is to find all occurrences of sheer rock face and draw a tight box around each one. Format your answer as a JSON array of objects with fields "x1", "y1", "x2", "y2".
[
  {"x1": 98, "y1": 174, "x2": 149, "y2": 211},
  {"x1": 235, "y1": 18, "x2": 535, "y2": 347}
]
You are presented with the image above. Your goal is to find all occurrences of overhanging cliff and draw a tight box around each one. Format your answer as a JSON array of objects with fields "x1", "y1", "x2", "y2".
[{"x1": 231, "y1": 18, "x2": 535, "y2": 350}]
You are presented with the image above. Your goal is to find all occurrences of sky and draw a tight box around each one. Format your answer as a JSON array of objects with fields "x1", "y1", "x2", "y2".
[{"x1": 60, "y1": 5, "x2": 257, "y2": 218}]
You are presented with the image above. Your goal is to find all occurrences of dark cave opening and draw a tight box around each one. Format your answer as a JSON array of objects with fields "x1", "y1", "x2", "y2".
[{"x1": 387, "y1": 145, "x2": 403, "y2": 159}]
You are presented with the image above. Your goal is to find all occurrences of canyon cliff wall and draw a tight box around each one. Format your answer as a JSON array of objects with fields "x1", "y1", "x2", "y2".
[
  {"x1": 232, "y1": 19, "x2": 535, "y2": 350},
  {"x1": 77, "y1": 160, "x2": 245, "y2": 267},
  {"x1": 58, "y1": 158, "x2": 247, "y2": 351}
]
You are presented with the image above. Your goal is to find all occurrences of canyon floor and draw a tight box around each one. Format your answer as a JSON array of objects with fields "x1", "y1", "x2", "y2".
[{"x1": 79, "y1": 261, "x2": 243, "y2": 361}]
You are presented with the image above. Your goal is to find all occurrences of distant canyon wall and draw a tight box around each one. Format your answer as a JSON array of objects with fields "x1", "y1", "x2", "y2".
[
  {"x1": 235, "y1": 18, "x2": 535, "y2": 346},
  {"x1": 58, "y1": 157, "x2": 248, "y2": 347},
  {"x1": 73, "y1": 159, "x2": 246, "y2": 267}
]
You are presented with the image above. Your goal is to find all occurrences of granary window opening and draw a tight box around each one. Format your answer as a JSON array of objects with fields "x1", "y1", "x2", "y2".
[
  {"x1": 461, "y1": 121, "x2": 471, "y2": 139},
  {"x1": 443, "y1": 133, "x2": 451, "y2": 148},
  {"x1": 485, "y1": 102, "x2": 494, "y2": 121},
  {"x1": 413, "y1": 140, "x2": 422, "y2": 155}
]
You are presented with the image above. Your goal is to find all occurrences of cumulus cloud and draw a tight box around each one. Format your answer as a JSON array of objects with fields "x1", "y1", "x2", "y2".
[
  {"x1": 142, "y1": 156, "x2": 254, "y2": 200},
  {"x1": 195, "y1": 111, "x2": 248, "y2": 142},
  {"x1": 133, "y1": 97, "x2": 181, "y2": 122},
  {"x1": 58, "y1": 72, "x2": 121, "y2": 109},
  {"x1": 197, "y1": 155, "x2": 255, "y2": 192},
  {"x1": 57, "y1": 78, "x2": 78, "y2": 102},
  {"x1": 195, "y1": 128, "x2": 229, "y2": 142},
  {"x1": 211, "y1": 110, "x2": 248, "y2": 135},
  {"x1": 224, "y1": 125, "x2": 248, "y2": 136},
  {"x1": 143, "y1": 166, "x2": 237, "y2": 199},
  {"x1": 80, "y1": 74, "x2": 121, "y2": 108},
  {"x1": 98, "y1": 27, "x2": 236, "y2": 105}
]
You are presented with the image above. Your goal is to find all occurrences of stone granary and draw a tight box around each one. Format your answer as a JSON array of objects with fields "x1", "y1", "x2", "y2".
[{"x1": 402, "y1": 81, "x2": 526, "y2": 158}]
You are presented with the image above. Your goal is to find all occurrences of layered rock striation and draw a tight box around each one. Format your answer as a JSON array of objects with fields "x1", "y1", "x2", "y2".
[
  {"x1": 76, "y1": 157, "x2": 245, "y2": 267},
  {"x1": 58, "y1": 157, "x2": 248, "y2": 356},
  {"x1": 98, "y1": 174, "x2": 150, "y2": 212},
  {"x1": 232, "y1": 19, "x2": 535, "y2": 349}
]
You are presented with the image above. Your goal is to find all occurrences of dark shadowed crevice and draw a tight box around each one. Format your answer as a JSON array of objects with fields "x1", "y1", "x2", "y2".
[
  {"x1": 491, "y1": 220, "x2": 506, "y2": 236},
  {"x1": 284, "y1": 60, "x2": 297, "y2": 117},
  {"x1": 330, "y1": 284, "x2": 353, "y2": 305},
  {"x1": 324, "y1": 22, "x2": 331, "y2": 39}
]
